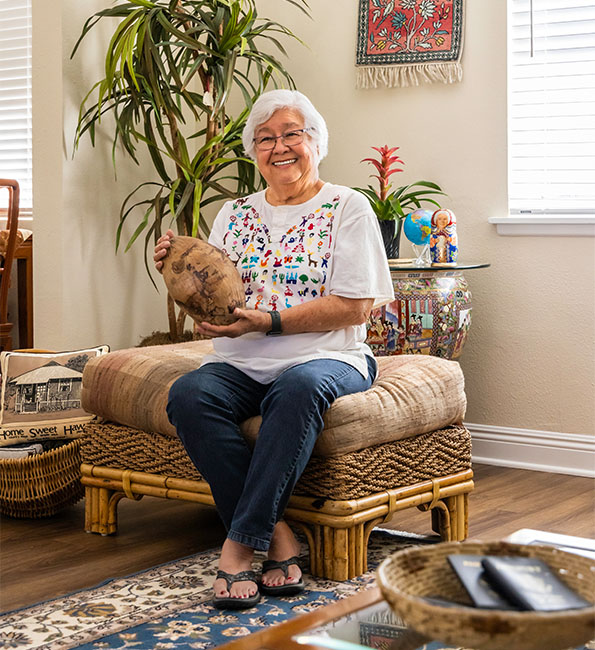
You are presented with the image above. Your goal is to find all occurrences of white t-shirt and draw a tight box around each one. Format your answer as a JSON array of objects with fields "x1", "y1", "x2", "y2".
[{"x1": 200, "y1": 182, "x2": 394, "y2": 382}]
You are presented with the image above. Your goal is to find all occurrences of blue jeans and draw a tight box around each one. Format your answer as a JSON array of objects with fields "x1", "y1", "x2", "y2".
[{"x1": 166, "y1": 355, "x2": 376, "y2": 551}]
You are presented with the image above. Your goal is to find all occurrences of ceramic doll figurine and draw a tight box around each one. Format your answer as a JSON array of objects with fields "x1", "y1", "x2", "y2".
[{"x1": 430, "y1": 209, "x2": 458, "y2": 266}]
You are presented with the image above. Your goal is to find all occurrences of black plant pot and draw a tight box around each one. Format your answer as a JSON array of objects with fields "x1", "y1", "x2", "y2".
[{"x1": 378, "y1": 219, "x2": 402, "y2": 259}]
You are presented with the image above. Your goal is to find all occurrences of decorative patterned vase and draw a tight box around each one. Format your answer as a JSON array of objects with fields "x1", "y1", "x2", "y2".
[
  {"x1": 378, "y1": 220, "x2": 402, "y2": 259},
  {"x1": 366, "y1": 269, "x2": 472, "y2": 359}
]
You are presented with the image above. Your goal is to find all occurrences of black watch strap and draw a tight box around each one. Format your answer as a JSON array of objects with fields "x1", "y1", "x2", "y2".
[{"x1": 266, "y1": 310, "x2": 282, "y2": 336}]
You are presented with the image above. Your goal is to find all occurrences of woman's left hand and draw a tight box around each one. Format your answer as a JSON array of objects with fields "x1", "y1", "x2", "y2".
[{"x1": 194, "y1": 308, "x2": 270, "y2": 339}]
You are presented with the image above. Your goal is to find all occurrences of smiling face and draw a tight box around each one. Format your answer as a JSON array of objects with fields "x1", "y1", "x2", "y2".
[
  {"x1": 254, "y1": 108, "x2": 320, "y2": 203},
  {"x1": 436, "y1": 213, "x2": 450, "y2": 230}
]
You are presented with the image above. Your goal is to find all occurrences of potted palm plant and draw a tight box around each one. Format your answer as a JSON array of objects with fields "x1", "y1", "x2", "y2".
[
  {"x1": 72, "y1": 0, "x2": 308, "y2": 341},
  {"x1": 354, "y1": 145, "x2": 445, "y2": 259}
]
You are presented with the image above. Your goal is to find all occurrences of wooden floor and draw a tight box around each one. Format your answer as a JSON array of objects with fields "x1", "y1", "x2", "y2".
[{"x1": 1, "y1": 463, "x2": 594, "y2": 612}]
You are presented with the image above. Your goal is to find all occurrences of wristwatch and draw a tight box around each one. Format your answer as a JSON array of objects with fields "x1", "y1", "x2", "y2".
[{"x1": 266, "y1": 310, "x2": 282, "y2": 336}]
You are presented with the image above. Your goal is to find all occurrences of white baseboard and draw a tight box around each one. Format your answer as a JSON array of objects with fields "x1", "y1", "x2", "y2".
[{"x1": 465, "y1": 422, "x2": 595, "y2": 478}]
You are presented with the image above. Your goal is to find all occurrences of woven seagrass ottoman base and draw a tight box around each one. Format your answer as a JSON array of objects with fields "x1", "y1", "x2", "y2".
[{"x1": 80, "y1": 422, "x2": 473, "y2": 580}]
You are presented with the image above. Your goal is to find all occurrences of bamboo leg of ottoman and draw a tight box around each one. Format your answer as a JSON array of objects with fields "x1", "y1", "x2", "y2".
[
  {"x1": 84, "y1": 485, "x2": 128, "y2": 536},
  {"x1": 292, "y1": 521, "x2": 371, "y2": 581},
  {"x1": 444, "y1": 493, "x2": 468, "y2": 541},
  {"x1": 81, "y1": 464, "x2": 215, "y2": 536},
  {"x1": 431, "y1": 507, "x2": 442, "y2": 536},
  {"x1": 427, "y1": 493, "x2": 469, "y2": 541},
  {"x1": 83, "y1": 466, "x2": 146, "y2": 536}
]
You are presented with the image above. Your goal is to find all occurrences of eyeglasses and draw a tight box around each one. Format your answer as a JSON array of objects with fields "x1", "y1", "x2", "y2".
[{"x1": 253, "y1": 128, "x2": 313, "y2": 151}]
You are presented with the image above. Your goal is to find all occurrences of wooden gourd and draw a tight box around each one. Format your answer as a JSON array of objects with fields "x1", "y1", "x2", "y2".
[{"x1": 161, "y1": 236, "x2": 245, "y2": 326}]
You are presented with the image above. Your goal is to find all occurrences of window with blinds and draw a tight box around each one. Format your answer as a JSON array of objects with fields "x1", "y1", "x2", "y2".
[
  {"x1": 508, "y1": 0, "x2": 595, "y2": 216},
  {"x1": 0, "y1": 0, "x2": 31, "y2": 213}
]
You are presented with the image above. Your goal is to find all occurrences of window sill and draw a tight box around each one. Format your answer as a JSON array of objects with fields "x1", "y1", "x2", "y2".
[
  {"x1": 0, "y1": 209, "x2": 33, "y2": 231},
  {"x1": 489, "y1": 216, "x2": 595, "y2": 237}
]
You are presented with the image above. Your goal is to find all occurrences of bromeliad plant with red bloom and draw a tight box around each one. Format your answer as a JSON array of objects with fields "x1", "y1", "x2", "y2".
[
  {"x1": 355, "y1": 145, "x2": 445, "y2": 222},
  {"x1": 363, "y1": 145, "x2": 405, "y2": 204}
]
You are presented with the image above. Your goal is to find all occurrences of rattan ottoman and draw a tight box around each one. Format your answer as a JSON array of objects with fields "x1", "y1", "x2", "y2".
[{"x1": 80, "y1": 341, "x2": 474, "y2": 580}]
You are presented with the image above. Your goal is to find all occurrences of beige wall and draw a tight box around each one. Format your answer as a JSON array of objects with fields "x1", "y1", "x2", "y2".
[
  {"x1": 33, "y1": 0, "x2": 167, "y2": 353},
  {"x1": 33, "y1": 1, "x2": 594, "y2": 436}
]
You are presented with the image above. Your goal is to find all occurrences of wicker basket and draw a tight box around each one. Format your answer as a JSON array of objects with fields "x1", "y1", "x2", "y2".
[
  {"x1": 377, "y1": 540, "x2": 595, "y2": 650},
  {"x1": 0, "y1": 439, "x2": 84, "y2": 518}
]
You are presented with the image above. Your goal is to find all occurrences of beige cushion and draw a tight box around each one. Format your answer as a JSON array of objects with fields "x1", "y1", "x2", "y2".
[{"x1": 82, "y1": 341, "x2": 466, "y2": 458}]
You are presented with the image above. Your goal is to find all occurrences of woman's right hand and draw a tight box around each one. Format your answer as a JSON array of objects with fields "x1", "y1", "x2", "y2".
[{"x1": 154, "y1": 229, "x2": 175, "y2": 273}]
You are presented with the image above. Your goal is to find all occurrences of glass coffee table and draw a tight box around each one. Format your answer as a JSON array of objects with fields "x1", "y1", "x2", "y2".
[
  {"x1": 217, "y1": 586, "x2": 450, "y2": 650},
  {"x1": 291, "y1": 587, "x2": 429, "y2": 650}
]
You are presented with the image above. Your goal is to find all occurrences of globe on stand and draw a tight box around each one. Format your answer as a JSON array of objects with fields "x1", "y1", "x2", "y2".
[{"x1": 403, "y1": 209, "x2": 433, "y2": 267}]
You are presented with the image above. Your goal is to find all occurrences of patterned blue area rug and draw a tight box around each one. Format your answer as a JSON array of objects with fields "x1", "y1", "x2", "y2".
[
  {"x1": 0, "y1": 530, "x2": 432, "y2": 650},
  {"x1": 2, "y1": 530, "x2": 592, "y2": 650}
]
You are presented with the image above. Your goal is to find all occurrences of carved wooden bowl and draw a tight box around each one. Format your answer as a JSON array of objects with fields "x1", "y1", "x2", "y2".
[{"x1": 161, "y1": 236, "x2": 245, "y2": 326}]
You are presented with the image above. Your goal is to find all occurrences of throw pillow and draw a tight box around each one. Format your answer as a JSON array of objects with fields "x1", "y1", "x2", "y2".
[{"x1": 0, "y1": 346, "x2": 109, "y2": 446}]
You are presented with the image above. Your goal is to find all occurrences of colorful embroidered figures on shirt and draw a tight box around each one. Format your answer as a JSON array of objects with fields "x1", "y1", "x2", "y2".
[{"x1": 220, "y1": 195, "x2": 341, "y2": 309}]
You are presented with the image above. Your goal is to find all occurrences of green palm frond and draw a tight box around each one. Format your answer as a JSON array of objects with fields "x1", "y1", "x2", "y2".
[{"x1": 73, "y1": 0, "x2": 308, "y2": 263}]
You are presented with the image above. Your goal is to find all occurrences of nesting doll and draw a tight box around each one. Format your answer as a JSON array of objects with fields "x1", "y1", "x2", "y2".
[{"x1": 430, "y1": 209, "x2": 458, "y2": 266}]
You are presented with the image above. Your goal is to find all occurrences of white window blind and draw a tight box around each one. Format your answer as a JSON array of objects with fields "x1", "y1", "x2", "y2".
[
  {"x1": 508, "y1": 0, "x2": 595, "y2": 216},
  {"x1": 0, "y1": 0, "x2": 31, "y2": 213}
]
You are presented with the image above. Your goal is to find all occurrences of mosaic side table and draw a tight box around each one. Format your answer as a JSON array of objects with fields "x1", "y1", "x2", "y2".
[{"x1": 366, "y1": 263, "x2": 490, "y2": 360}]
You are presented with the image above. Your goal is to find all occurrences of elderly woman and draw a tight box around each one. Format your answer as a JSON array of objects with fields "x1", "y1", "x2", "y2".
[{"x1": 154, "y1": 89, "x2": 394, "y2": 609}]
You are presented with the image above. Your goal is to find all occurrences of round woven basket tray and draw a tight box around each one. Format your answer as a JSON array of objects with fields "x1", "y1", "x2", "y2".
[{"x1": 377, "y1": 540, "x2": 595, "y2": 650}]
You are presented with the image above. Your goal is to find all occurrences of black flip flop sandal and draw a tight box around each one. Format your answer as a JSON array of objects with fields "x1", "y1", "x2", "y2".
[
  {"x1": 212, "y1": 569, "x2": 261, "y2": 609},
  {"x1": 260, "y1": 556, "x2": 305, "y2": 596}
]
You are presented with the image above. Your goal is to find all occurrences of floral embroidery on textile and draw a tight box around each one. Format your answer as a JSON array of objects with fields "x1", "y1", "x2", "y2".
[
  {"x1": 220, "y1": 195, "x2": 342, "y2": 309},
  {"x1": 355, "y1": 0, "x2": 464, "y2": 89}
]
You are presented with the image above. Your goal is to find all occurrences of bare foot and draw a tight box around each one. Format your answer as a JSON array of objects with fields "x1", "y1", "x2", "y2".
[
  {"x1": 261, "y1": 520, "x2": 302, "y2": 588},
  {"x1": 214, "y1": 538, "x2": 258, "y2": 600}
]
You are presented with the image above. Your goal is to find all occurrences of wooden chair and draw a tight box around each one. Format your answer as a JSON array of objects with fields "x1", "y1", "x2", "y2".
[{"x1": 0, "y1": 179, "x2": 21, "y2": 352}]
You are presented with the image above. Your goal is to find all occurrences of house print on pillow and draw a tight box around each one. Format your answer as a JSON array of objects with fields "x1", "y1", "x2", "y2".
[
  {"x1": 9, "y1": 361, "x2": 84, "y2": 414},
  {"x1": 0, "y1": 346, "x2": 109, "y2": 446}
]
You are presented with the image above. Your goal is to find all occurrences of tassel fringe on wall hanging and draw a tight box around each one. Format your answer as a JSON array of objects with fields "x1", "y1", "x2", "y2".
[{"x1": 356, "y1": 0, "x2": 465, "y2": 89}]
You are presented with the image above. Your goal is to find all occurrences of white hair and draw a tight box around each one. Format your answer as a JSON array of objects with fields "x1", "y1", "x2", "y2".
[{"x1": 242, "y1": 89, "x2": 329, "y2": 162}]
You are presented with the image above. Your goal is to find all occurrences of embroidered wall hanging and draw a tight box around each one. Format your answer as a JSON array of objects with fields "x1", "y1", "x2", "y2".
[{"x1": 356, "y1": 0, "x2": 465, "y2": 88}]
